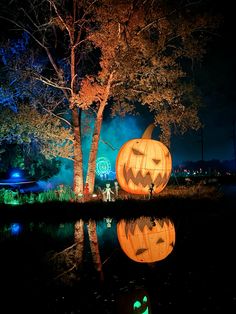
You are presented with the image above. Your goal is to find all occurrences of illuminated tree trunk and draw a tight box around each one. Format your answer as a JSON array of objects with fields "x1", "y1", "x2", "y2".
[
  {"x1": 74, "y1": 219, "x2": 84, "y2": 266},
  {"x1": 86, "y1": 111, "x2": 104, "y2": 193},
  {"x1": 87, "y1": 219, "x2": 104, "y2": 281},
  {"x1": 86, "y1": 72, "x2": 114, "y2": 193},
  {"x1": 71, "y1": 36, "x2": 84, "y2": 194},
  {"x1": 72, "y1": 108, "x2": 84, "y2": 195}
]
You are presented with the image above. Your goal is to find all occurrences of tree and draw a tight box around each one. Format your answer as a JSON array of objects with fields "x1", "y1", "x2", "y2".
[
  {"x1": 0, "y1": 104, "x2": 74, "y2": 161},
  {"x1": 0, "y1": 0, "x2": 220, "y2": 194},
  {"x1": 0, "y1": 143, "x2": 61, "y2": 180}
]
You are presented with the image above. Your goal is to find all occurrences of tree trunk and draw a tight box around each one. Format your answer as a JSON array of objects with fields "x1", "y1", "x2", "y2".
[
  {"x1": 87, "y1": 219, "x2": 104, "y2": 281},
  {"x1": 86, "y1": 72, "x2": 114, "y2": 193},
  {"x1": 72, "y1": 107, "x2": 84, "y2": 195},
  {"x1": 86, "y1": 113, "x2": 104, "y2": 193},
  {"x1": 74, "y1": 219, "x2": 84, "y2": 266}
]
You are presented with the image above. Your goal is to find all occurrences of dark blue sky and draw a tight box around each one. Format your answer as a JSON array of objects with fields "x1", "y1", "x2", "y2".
[
  {"x1": 105, "y1": 1, "x2": 236, "y2": 166},
  {"x1": 170, "y1": 1, "x2": 236, "y2": 165}
]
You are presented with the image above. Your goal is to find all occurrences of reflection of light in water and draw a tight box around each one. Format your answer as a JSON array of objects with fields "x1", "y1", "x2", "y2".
[
  {"x1": 117, "y1": 216, "x2": 175, "y2": 263},
  {"x1": 133, "y1": 295, "x2": 149, "y2": 313},
  {"x1": 117, "y1": 288, "x2": 152, "y2": 314},
  {"x1": 105, "y1": 217, "x2": 112, "y2": 228},
  {"x1": 10, "y1": 223, "x2": 22, "y2": 235}
]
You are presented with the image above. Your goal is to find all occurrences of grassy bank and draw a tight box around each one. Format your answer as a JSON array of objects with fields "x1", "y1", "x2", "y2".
[{"x1": 0, "y1": 184, "x2": 234, "y2": 223}]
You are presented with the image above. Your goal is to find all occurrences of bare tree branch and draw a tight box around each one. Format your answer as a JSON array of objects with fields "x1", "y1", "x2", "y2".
[
  {"x1": 48, "y1": 0, "x2": 72, "y2": 41},
  {"x1": 49, "y1": 243, "x2": 77, "y2": 260},
  {"x1": 40, "y1": 105, "x2": 72, "y2": 127},
  {"x1": 35, "y1": 75, "x2": 72, "y2": 92}
]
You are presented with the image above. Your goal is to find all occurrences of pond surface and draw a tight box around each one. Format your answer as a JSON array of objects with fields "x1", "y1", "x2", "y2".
[{"x1": 0, "y1": 198, "x2": 236, "y2": 314}]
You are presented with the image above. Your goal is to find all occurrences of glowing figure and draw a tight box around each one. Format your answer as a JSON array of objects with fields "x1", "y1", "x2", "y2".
[
  {"x1": 102, "y1": 183, "x2": 114, "y2": 202},
  {"x1": 84, "y1": 183, "x2": 89, "y2": 200},
  {"x1": 114, "y1": 181, "x2": 119, "y2": 198},
  {"x1": 105, "y1": 217, "x2": 113, "y2": 228},
  {"x1": 148, "y1": 183, "x2": 154, "y2": 199},
  {"x1": 83, "y1": 183, "x2": 89, "y2": 197}
]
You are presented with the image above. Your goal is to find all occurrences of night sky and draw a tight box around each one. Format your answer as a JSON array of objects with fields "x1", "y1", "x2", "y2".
[
  {"x1": 171, "y1": 0, "x2": 236, "y2": 164},
  {"x1": 106, "y1": 0, "x2": 236, "y2": 166},
  {"x1": 0, "y1": 0, "x2": 236, "y2": 174}
]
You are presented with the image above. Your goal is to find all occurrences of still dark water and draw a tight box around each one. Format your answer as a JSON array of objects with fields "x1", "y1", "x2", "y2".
[{"x1": 0, "y1": 195, "x2": 236, "y2": 313}]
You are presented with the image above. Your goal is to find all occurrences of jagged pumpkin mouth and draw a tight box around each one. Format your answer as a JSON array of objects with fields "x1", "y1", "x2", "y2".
[{"x1": 123, "y1": 164, "x2": 166, "y2": 188}]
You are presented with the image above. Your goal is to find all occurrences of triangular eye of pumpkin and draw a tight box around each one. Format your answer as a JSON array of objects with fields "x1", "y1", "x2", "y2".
[
  {"x1": 132, "y1": 148, "x2": 144, "y2": 155},
  {"x1": 152, "y1": 158, "x2": 161, "y2": 164},
  {"x1": 135, "y1": 248, "x2": 148, "y2": 256},
  {"x1": 156, "y1": 238, "x2": 165, "y2": 244},
  {"x1": 143, "y1": 295, "x2": 147, "y2": 303}
]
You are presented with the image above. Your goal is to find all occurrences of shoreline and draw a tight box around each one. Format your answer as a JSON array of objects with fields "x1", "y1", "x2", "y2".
[{"x1": 0, "y1": 191, "x2": 234, "y2": 223}]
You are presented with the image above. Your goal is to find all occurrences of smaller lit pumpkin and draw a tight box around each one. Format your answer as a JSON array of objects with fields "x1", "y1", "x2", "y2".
[
  {"x1": 116, "y1": 124, "x2": 172, "y2": 195},
  {"x1": 117, "y1": 216, "x2": 175, "y2": 263},
  {"x1": 116, "y1": 288, "x2": 152, "y2": 314}
]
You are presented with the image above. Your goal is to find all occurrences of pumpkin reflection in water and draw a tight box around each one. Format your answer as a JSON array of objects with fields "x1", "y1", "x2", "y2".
[
  {"x1": 116, "y1": 288, "x2": 152, "y2": 314},
  {"x1": 116, "y1": 124, "x2": 172, "y2": 195},
  {"x1": 117, "y1": 216, "x2": 175, "y2": 263}
]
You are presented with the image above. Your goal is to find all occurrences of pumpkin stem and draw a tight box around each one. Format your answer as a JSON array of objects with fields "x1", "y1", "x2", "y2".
[{"x1": 142, "y1": 124, "x2": 155, "y2": 139}]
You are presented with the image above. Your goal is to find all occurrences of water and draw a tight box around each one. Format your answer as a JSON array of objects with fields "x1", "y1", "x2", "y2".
[{"x1": 0, "y1": 199, "x2": 236, "y2": 314}]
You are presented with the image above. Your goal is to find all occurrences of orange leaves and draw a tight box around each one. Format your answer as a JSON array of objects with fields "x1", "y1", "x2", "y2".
[{"x1": 76, "y1": 76, "x2": 106, "y2": 109}]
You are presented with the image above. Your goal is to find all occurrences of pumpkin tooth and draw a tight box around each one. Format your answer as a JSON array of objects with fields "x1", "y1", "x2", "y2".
[
  {"x1": 132, "y1": 167, "x2": 139, "y2": 178},
  {"x1": 139, "y1": 168, "x2": 145, "y2": 179},
  {"x1": 149, "y1": 171, "x2": 156, "y2": 184}
]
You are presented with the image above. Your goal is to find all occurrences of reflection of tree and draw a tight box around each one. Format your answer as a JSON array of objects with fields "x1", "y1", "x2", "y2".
[
  {"x1": 74, "y1": 220, "x2": 85, "y2": 266},
  {"x1": 87, "y1": 219, "x2": 104, "y2": 281},
  {"x1": 49, "y1": 219, "x2": 104, "y2": 283},
  {"x1": 49, "y1": 219, "x2": 84, "y2": 285}
]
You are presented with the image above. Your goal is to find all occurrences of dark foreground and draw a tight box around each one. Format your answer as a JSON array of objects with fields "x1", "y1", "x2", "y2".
[{"x1": 0, "y1": 191, "x2": 236, "y2": 313}]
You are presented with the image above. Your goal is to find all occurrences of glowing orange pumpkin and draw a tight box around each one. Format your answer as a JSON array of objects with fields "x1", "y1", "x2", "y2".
[
  {"x1": 117, "y1": 216, "x2": 175, "y2": 263},
  {"x1": 116, "y1": 124, "x2": 172, "y2": 195}
]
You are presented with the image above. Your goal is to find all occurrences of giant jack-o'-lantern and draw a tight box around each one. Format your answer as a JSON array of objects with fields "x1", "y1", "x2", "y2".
[
  {"x1": 116, "y1": 124, "x2": 172, "y2": 195},
  {"x1": 117, "y1": 216, "x2": 175, "y2": 263}
]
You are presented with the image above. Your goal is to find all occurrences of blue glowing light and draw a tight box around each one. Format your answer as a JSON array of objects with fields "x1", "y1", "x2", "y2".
[
  {"x1": 10, "y1": 223, "x2": 22, "y2": 235},
  {"x1": 96, "y1": 157, "x2": 111, "y2": 177},
  {"x1": 11, "y1": 172, "x2": 21, "y2": 178}
]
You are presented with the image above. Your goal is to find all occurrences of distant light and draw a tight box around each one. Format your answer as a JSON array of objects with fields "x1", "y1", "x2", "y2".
[
  {"x1": 10, "y1": 223, "x2": 22, "y2": 235},
  {"x1": 11, "y1": 172, "x2": 21, "y2": 178}
]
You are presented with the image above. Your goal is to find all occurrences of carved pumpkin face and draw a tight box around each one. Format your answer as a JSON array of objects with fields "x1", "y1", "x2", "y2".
[
  {"x1": 116, "y1": 124, "x2": 172, "y2": 195},
  {"x1": 117, "y1": 216, "x2": 175, "y2": 263},
  {"x1": 116, "y1": 288, "x2": 152, "y2": 314}
]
